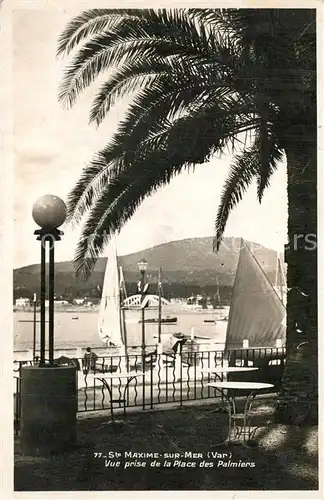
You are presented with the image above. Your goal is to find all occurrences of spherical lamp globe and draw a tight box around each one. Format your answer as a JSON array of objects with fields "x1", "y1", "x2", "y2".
[{"x1": 32, "y1": 195, "x2": 67, "y2": 230}]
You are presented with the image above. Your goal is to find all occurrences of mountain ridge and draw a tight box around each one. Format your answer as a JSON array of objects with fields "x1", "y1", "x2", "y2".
[{"x1": 14, "y1": 237, "x2": 283, "y2": 300}]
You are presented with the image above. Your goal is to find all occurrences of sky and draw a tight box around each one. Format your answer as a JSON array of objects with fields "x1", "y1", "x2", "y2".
[{"x1": 13, "y1": 3, "x2": 288, "y2": 270}]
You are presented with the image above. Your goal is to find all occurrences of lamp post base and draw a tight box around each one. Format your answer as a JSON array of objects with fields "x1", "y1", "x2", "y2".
[{"x1": 20, "y1": 365, "x2": 77, "y2": 455}]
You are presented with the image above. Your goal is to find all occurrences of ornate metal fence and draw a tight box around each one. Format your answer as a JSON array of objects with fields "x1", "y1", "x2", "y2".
[{"x1": 13, "y1": 346, "x2": 285, "y2": 431}]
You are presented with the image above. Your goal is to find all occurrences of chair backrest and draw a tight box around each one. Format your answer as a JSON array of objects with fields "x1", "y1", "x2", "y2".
[
  {"x1": 55, "y1": 356, "x2": 80, "y2": 371},
  {"x1": 228, "y1": 356, "x2": 285, "y2": 393}
]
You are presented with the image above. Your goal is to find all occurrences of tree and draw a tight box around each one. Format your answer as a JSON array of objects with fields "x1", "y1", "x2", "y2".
[{"x1": 58, "y1": 8, "x2": 317, "y2": 423}]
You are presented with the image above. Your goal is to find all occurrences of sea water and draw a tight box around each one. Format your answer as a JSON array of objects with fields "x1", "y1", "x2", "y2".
[{"x1": 13, "y1": 307, "x2": 229, "y2": 361}]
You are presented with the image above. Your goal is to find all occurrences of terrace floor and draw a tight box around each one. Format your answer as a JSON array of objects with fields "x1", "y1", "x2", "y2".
[{"x1": 14, "y1": 398, "x2": 318, "y2": 491}]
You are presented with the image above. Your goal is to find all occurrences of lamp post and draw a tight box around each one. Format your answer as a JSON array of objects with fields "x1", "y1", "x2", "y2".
[
  {"x1": 32, "y1": 293, "x2": 37, "y2": 362},
  {"x1": 156, "y1": 267, "x2": 164, "y2": 378},
  {"x1": 158, "y1": 267, "x2": 162, "y2": 344},
  {"x1": 20, "y1": 194, "x2": 77, "y2": 455},
  {"x1": 138, "y1": 259, "x2": 148, "y2": 293},
  {"x1": 32, "y1": 194, "x2": 66, "y2": 365},
  {"x1": 138, "y1": 259, "x2": 147, "y2": 409},
  {"x1": 138, "y1": 259, "x2": 148, "y2": 359}
]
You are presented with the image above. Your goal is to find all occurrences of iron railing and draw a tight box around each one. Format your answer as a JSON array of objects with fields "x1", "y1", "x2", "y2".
[{"x1": 13, "y1": 346, "x2": 286, "y2": 432}]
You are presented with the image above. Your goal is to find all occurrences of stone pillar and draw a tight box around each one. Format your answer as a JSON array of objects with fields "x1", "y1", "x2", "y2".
[{"x1": 20, "y1": 365, "x2": 77, "y2": 455}]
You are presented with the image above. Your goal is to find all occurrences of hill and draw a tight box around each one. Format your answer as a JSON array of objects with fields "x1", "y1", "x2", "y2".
[{"x1": 14, "y1": 237, "x2": 281, "y2": 301}]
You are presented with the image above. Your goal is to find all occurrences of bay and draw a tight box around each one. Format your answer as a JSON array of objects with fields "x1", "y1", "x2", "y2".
[{"x1": 14, "y1": 307, "x2": 229, "y2": 359}]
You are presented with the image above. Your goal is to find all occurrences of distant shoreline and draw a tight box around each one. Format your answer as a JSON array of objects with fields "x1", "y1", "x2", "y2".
[
  {"x1": 14, "y1": 306, "x2": 99, "y2": 314},
  {"x1": 14, "y1": 305, "x2": 229, "y2": 314}
]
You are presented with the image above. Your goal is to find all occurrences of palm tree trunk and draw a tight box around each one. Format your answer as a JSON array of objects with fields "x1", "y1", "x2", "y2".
[{"x1": 276, "y1": 141, "x2": 317, "y2": 424}]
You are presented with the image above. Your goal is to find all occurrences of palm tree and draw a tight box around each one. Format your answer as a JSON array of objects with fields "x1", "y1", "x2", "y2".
[{"x1": 58, "y1": 8, "x2": 317, "y2": 423}]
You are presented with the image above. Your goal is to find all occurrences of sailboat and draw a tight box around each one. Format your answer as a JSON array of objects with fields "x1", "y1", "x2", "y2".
[
  {"x1": 97, "y1": 239, "x2": 128, "y2": 370},
  {"x1": 225, "y1": 241, "x2": 286, "y2": 351},
  {"x1": 140, "y1": 268, "x2": 178, "y2": 324},
  {"x1": 204, "y1": 277, "x2": 227, "y2": 323}
]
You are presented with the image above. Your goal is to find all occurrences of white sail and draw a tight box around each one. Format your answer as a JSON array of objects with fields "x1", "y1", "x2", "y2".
[
  {"x1": 225, "y1": 242, "x2": 286, "y2": 350},
  {"x1": 97, "y1": 239, "x2": 124, "y2": 347}
]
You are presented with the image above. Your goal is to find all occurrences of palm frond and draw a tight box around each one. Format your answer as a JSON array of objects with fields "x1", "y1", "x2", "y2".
[
  {"x1": 124, "y1": 86, "x2": 254, "y2": 165},
  {"x1": 58, "y1": 34, "x2": 178, "y2": 109},
  {"x1": 58, "y1": 9, "x2": 232, "y2": 109},
  {"x1": 256, "y1": 123, "x2": 284, "y2": 202},
  {"x1": 66, "y1": 144, "x2": 125, "y2": 227},
  {"x1": 88, "y1": 50, "x2": 235, "y2": 125},
  {"x1": 257, "y1": 99, "x2": 270, "y2": 202},
  {"x1": 113, "y1": 62, "x2": 238, "y2": 139},
  {"x1": 68, "y1": 79, "x2": 216, "y2": 226},
  {"x1": 68, "y1": 79, "x2": 223, "y2": 224},
  {"x1": 214, "y1": 144, "x2": 260, "y2": 251},
  {"x1": 57, "y1": 8, "x2": 163, "y2": 56},
  {"x1": 73, "y1": 149, "x2": 189, "y2": 277},
  {"x1": 68, "y1": 78, "x2": 256, "y2": 240},
  {"x1": 111, "y1": 51, "x2": 255, "y2": 150},
  {"x1": 188, "y1": 8, "x2": 221, "y2": 24},
  {"x1": 89, "y1": 57, "x2": 191, "y2": 125},
  {"x1": 73, "y1": 99, "x2": 259, "y2": 277},
  {"x1": 58, "y1": 10, "x2": 121, "y2": 56},
  {"x1": 58, "y1": 8, "x2": 219, "y2": 57}
]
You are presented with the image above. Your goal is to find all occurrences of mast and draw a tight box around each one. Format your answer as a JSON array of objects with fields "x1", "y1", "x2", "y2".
[
  {"x1": 278, "y1": 256, "x2": 284, "y2": 303},
  {"x1": 120, "y1": 265, "x2": 127, "y2": 299},
  {"x1": 216, "y1": 276, "x2": 221, "y2": 309},
  {"x1": 119, "y1": 265, "x2": 129, "y2": 371},
  {"x1": 275, "y1": 253, "x2": 285, "y2": 305},
  {"x1": 275, "y1": 252, "x2": 279, "y2": 290},
  {"x1": 155, "y1": 267, "x2": 164, "y2": 377}
]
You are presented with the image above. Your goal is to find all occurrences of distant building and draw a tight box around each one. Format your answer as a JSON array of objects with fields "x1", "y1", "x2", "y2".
[
  {"x1": 15, "y1": 297, "x2": 30, "y2": 307},
  {"x1": 43, "y1": 300, "x2": 69, "y2": 307},
  {"x1": 186, "y1": 295, "x2": 205, "y2": 309},
  {"x1": 74, "y1": 298, "x2": 85, "y2": 305},
  {"x1": 187, "y1": 295, "x2": 195, "y2": 305}
]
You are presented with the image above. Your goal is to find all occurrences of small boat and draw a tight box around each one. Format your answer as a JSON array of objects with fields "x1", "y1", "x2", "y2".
[
  {"x1": 172, "y1": 332, "x2": 211, "y2": 341},
  {"x1": 139, "y1": 316, "x2": 178, "y2": 324},
  {"x1": 172, "y1": 332, "x2": 186, "y2": 339},
  {"x1": 203, "y1": 319, "x2": 216, "y2": 323},
  {"x1": 72, "y1": 316, "x2": 79, "y2": 320}
]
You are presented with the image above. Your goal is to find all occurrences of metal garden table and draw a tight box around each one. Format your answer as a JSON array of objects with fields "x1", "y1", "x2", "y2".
[
  {"x1": 94, "y1": 371, "x2": 144, "y2": 421},
  {"x1": 207, "y1": 381, "x2": 274, "y2": 445},
  {"x1": 202, "y1": 366, "x2": 259, "y2": 408}
]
